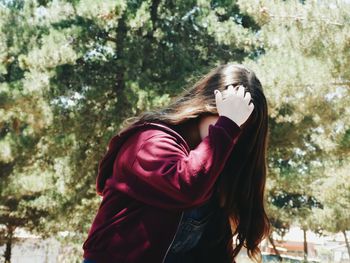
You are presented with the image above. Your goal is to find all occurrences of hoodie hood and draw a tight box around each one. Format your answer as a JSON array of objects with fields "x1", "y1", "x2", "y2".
[{"x1": 96, "y1": 121, "x2": 190, "y2": 195}]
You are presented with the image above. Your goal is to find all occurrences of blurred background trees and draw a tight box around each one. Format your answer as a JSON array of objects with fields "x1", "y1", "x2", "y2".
[{"x1": 0, "y1": 0, "x2": 349, "y2": 261}]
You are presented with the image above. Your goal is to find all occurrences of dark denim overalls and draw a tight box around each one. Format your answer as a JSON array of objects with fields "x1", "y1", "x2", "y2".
[
  {"x1": 162, "y1": 191, "x2": 220, "y2": 263},
  {"x1": 83, "y1": 192, "x2": 220, "y2": 263}
]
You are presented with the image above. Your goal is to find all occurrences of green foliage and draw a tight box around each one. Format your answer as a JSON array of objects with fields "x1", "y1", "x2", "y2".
[
  {"x1": 312, "y1": 161, "x2": 350, "y2": 234},
  {"x1": 240, "y1": 0, "x2": 350, "y2": 237}
]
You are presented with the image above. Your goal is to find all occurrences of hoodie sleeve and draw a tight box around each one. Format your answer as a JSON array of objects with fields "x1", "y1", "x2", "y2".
[{"x1": 117, "y1": 116, "x2": 242, "y2": 211}]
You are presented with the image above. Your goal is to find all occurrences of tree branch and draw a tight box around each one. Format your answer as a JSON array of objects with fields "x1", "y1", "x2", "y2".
[
  {"x1": 260, "y1": 8, "x2": 344, "y2": 26},
  {"x1": 150, "y1": 0, "x2": 161, "y2": 31}
]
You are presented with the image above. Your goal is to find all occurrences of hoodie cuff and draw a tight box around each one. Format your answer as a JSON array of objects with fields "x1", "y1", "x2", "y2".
[{"x1": 214, "y1": 116, "x2": 241, "y2": 139}]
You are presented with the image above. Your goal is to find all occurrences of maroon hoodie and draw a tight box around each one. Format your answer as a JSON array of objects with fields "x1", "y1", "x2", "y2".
[{"x1": 82, "y1": 116, "x2": 242, "y2": 262}]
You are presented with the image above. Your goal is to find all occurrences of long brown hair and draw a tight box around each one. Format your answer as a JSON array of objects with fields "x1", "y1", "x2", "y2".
[{"x1": 121, "y1": 63, "x2": 270, "y2": 262}]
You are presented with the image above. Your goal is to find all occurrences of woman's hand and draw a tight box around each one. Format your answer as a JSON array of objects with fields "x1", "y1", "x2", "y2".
[{"x1": 214, "y1": 85, "x2": 254, "y2": 127}]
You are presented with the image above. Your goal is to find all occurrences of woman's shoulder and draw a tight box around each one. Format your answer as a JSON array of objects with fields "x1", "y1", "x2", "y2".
[
  {"x1": 97, "y1": 121, "x2": 186, "y2": 194},
  {"x1": 121, "y1": 121, "x2": 189, "y2": 150}
]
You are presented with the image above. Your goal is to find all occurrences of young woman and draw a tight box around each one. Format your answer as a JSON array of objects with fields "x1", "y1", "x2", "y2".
[{"x1": 82, "y1": 63, "x2": 270, "y2": 263}]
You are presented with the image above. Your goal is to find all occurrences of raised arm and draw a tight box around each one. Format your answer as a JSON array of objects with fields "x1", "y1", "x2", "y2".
[{"x1": 115, "y1": 116, "x2": 242, "y2": 211}]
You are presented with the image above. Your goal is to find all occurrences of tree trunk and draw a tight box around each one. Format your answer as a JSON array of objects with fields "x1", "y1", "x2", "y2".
[
  {"x1": 268, "y1": 235, "x2": 282, "y2": 261},
  {"x1": 114, "y1": 10, "x2": 131, "y2": 123},
  {"x1": 115, "y1": 12, "x2": 127, "y2": 94},
  {"x1": 3, "y1": 226, "x2": 14, "y2": 263},
  {"x1": 303, "y1": 228, "x2": 308, "y2": 262},
  {"x1": 150, "y1": 0, "x2": 161, "y2": 31},
  {"x1": 343, "y1": 230, "x2": 350, "y2": 260}
]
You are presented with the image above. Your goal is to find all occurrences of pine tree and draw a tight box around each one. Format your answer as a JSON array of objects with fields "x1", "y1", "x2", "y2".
[
  {"x1": 1, "y1": 0, "x2": 264, "y2": 260},
  {"x1": 1, "y1": 0, "x2": 349, "y2": 261},
  {"x1": 238, "y1": 0, "x2": 350, "y2": 259}
]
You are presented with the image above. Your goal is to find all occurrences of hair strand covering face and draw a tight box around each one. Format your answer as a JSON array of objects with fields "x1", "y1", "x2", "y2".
[{"x1": 120, "y1": 63, "x2": 271, "y2": 262}]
